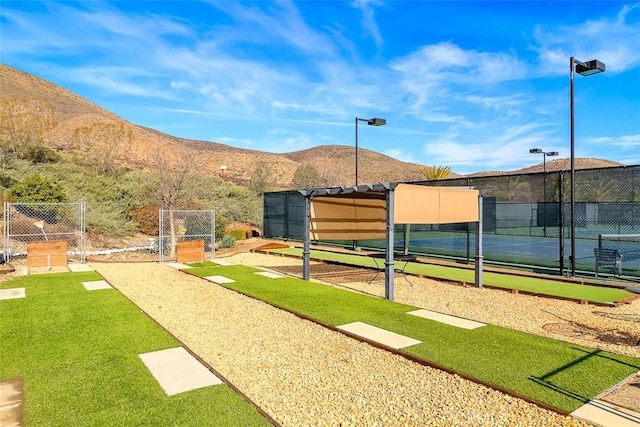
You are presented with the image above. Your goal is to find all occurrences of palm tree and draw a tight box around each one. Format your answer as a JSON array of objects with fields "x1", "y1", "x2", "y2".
[{"x1": 419, "y1": 165, "x2": 452, "y2": 180}]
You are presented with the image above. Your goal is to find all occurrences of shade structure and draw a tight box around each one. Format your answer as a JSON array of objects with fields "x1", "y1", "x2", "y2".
[
  {"x1": 309, "y1": 184, "x2": 479, "y2": 240},
  {"x1": 301, "y1": 183, "x2": 483, "y2": 301}
]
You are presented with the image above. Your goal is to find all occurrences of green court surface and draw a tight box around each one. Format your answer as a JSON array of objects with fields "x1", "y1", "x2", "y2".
[
  {"x1": 266, "y1": 248, "x2": 634, "y2": 304},
  {"x1": 186, "y1": 263, "x2": 640, "y2": 414}
]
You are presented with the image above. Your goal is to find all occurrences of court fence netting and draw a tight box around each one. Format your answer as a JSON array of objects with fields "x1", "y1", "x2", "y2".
[{"x1": 263, "y1": 164, "x2": 640, "y2": 281}]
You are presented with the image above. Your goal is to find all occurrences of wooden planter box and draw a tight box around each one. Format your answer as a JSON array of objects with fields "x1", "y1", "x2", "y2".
[
  {"x1": 26, "y1": 241, "x2": 68, "y2": 268},
  {"x1": 176, "y1": 240, "x2": 204, "y2": 263}
]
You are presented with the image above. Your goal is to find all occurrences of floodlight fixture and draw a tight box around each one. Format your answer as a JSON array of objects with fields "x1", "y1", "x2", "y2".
[
  {"x1": 575, "y1": 59, "x2": 605, "y2": 76},
  {"x1": 367, "y1": 118, "x2": 386, "y2": 126},
  {"x1": 355, "y1": 116, "x2": 386, "y2": 186}
]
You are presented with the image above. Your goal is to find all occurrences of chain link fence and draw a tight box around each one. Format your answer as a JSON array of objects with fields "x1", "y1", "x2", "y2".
[
  {"x1": 3, "y1": 202, "x2": 85, "y2": 263},
  {"x1": 264, "y1": 164, "x2": 640, "y2": 280},
  {"x1": 158, "y1": 209, "x2": 215, "y2": 263}
]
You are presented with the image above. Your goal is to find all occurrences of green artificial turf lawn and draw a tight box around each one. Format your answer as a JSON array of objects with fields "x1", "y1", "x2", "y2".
[
  {"x1": 268, "y1": 248, "x2": 633, "y2": 304},
  {"x1": 188, "y1": 264, "x2": 640, "y2": 413},
  {"x1": 0, "y1": 272, "x2": 269, "y2": 426}
]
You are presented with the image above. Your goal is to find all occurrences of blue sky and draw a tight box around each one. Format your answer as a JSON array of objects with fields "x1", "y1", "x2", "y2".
[{"x1": 1, "y1": 1, "x2": 639, "y2": 174}]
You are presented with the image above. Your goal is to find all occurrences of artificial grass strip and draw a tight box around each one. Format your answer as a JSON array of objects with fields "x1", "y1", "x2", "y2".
[
  {"x1": 187, "y1": 264, "x2": 640, "y2": 413},
  {"x1": 0, "y1": 272, "x2": 269, "y2": 426},
  {"x1": 267, "y1": 248, "x2": 632, "y2": 303}
]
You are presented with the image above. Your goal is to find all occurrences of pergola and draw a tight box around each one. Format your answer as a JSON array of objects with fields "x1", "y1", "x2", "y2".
[{"x1": 299, "y1": 183, "x2": 483, "y2": 301}]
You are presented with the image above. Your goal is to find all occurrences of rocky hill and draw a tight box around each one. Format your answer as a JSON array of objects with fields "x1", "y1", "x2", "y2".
[
  {"x1": 0, "y1": 64, "x2": 427, "y2": 187},
  {"x1": 0, "y1": 64, "x2": 621, "y2": 185}
]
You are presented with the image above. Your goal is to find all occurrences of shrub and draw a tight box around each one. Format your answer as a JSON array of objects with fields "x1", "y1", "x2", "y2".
[
  {"x1": 215, "y1": 214, "x2": 228, "y2": 240},
  {"x1": 8, "y1": 173, "x2": 67, "y2": 221},
  {"x1": 229, "y1": 228, "x2": 246, "y2": 241},
  {"x1": 131, "y1": 203, "x2": 159, "y2": 236},
  {"x1": 220, "y1": 234, "x2": 236, "y2": 249},
  {"x1": 19, "y1": 144, "x2": 61, "y2": 164}
]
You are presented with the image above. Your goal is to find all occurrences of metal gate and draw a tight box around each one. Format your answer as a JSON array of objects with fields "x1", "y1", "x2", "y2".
[
  {"x1": 4, "y1": 202, "x2": 86, "y2": 263},
  {"x1": 158, "y1": 209, "x2": 215, "y2": 263}
]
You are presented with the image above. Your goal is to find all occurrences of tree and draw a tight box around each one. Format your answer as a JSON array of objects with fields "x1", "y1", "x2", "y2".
[
  {"x1": 72, "y1": 121, "x2": 133, "y2": 174},
  {"x1": 419, "y1": 165, "x2": 452, "y2": 180},
  {"x1": 144, "y1": 144, "x2": 202, "y2": 256},
  {"x1": 290, "y1": 164, "x2": 330, "y2": 189},
  {"x1": 250, "y1": 161, "x2": 275, "y2": 195},
  {"x1": 0, "y1": 99, "x2": 57, "y2": 167},
  {"x1": 492, "y1": 176, "x2": 527, "y2": 201}
]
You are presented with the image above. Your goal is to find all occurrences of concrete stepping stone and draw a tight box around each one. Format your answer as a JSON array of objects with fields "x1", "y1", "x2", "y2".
[
  {"x1": 407, "y1": 309, "x2": 486, "y2": 330},
  {"x1": 571, "y1": 399, "x2": 640, "y2": 427},
  {"x1": 68, "y1": 263, "x2": 94, "y2": 272},
  {"x1": 254, "y1": 272, "x2": 284, "y2": 279},
  {"x1": 164, "y1": 262, "x2": 190, "y2": 270},
  {"x1": 139, "y1": 347, "x2": 222, "y2": 396},
  {"x1": 0, "y1": 377, "x2": 23, "y2": 426},
  {"x1": 214, "y1": 259, "x2": 235, "y2": 266},
  {"x1": 336, "y1": 321, "x2": 421, "y2": 349},
  {"x1": 204, "y1": 275, "x2": 236, "y2": 284},
  {"x1": 0, "y1": 288, "x2": 25, "y2": 301},
  {"x1": 82, "y1": 280, "x2": 112, "y2": 291}
]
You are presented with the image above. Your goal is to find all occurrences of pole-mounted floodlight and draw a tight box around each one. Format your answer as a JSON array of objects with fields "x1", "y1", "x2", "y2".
[
  {"x1": 570, "y1": 57, "x2": 605, "y2": 276},
  {"x1": 530, "y1": 148, "x2": 559, "y2": 237},
  {"x1": 355, "y1": 117, "x2": 386, "y2": 186}
]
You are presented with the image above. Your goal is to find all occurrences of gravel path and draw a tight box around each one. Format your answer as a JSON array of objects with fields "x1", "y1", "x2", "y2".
[
  {"x1": 229, "y1": 252, "x2": 640, "y2": 360},
  {"x1": 91, "y1": 260, "x2": 588, "y2": 426}
]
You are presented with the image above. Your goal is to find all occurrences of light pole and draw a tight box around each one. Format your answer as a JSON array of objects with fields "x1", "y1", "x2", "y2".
[
  {"x1": 529, "y1": 148, "x2": 559, "y2": 236},
  {"x1": 570, "y1": 57, "x2": 605, "y2": 276},
  {"x1": 355, "y1": 117, "x2": 386, "y2": 186}
]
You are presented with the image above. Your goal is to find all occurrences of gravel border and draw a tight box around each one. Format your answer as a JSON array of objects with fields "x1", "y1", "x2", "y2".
[{"x1": 92, "y1": 260, "x2": 591, "y2": 426}]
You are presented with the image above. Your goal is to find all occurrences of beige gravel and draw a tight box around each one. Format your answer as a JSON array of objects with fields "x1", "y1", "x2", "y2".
[
  {"x1": 92, "y1": 260, "x2": 589, "y2": 426},
  {"x1": 230, "y1": 252, "x2": 640, "y2": 359}
]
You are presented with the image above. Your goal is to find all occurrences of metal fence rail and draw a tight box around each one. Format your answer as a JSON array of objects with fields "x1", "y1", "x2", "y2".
[
  {"x1": 158, "y1": 209, "x2": 215, "y2": 263},
  {"x1": 4, "y1": 202, "x2": 86, "y2": 263},
  {"x1": 264, "y1": 164, "x2": 640, "y2": 280}
]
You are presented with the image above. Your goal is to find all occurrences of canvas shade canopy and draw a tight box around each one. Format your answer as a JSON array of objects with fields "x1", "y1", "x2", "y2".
[{"x1": 299, "y1": 183, "x2": 483, "y2": 301}]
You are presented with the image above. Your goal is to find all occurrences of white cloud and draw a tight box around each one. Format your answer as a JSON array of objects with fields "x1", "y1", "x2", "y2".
[
  {"x1": 584, "y1": 134, "x2": 640, "y2": 147},
  {"x1": 532, "y1": 3, "x2": 640, "y2": 74},
  {"x1": 383, "y1": 149, "x2": 417, "y2": 163},
  {"x1": 351, "y1": 0, "x2": 384, "y2": 48}
]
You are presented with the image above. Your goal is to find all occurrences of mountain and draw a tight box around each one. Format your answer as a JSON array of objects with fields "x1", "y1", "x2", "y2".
[
  {"x1": 467, "y1": 158, "x2": 624, "y2": 178},
  {"x1": 1, "y1": 65, "x2": 621, "y2": 185},
  {"x1": 0, "y1": 64, "x2": 427, "y2": 187}
]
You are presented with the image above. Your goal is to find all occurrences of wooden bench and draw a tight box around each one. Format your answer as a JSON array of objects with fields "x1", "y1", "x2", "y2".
[
  {"x1": 176, "y1": 240, "x2": 204, "y2": 263},
  {"x1": 594, "y1": 248, "x2": 622, "y2": 277},
  {"x1": 27, "y1": 241, "x2": 68, "y2": 268}
]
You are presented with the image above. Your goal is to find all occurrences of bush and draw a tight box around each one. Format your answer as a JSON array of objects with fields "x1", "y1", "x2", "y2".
[
  {"x1": 215, "y1": 214, "x2": 228, "y2": 240},
  {"x1": 229, "y1": 228, "x2": 246, "y2": 241},
  {"x1": 8, "y1": 173, "x2": 67, "y2": 221},
  {"x1": 19, "y1": 144, "x2": 61, "y2": 164},
  {"x1": 131, "y1": 204, "x2": 159, "y2": 236},
  {"x1": 220, "y1": 234, "x2": 236, "y2": 248}
]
